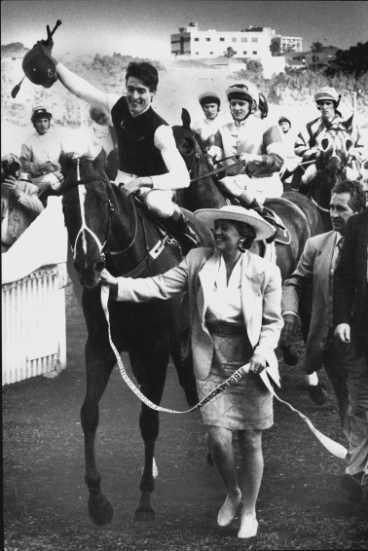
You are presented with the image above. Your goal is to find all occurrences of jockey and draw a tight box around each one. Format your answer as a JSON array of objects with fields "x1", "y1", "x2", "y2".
[
  {"x1": 20, "y1": 106, "x2": 66, "y2": 194},
  {"x1": 49, "y1": 57, "x2": 199, "y2": 252},
  {"x1": 278, "y1": 116, "x2": 300, "y2": 182},
  {"x1": 294, "y1": 87, "x2": 364, "y2": 184},
  {"x1": 192, "y1": 91, "x2": 227, "y2": 149},
  {"x1": 207, "y1": 82, "x2": 285, "y2": 210}
]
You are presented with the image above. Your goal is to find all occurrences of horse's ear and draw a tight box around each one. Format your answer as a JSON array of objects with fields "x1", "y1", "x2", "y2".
[
  {"x1": 342, "y1": 115, "x2": 353, "y2": 133},
  {"x1": 321, "y1": 137, "x2": 330, "y2": 151},
  {"x1": 181, "y1": 108, "x2": 191, "y2": 129},
  {"x1": 345, "y1": 138, "x2": 353, "y2": 151}
]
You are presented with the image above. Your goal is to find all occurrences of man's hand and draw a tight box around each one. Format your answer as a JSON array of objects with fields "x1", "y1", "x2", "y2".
[
  {"x1": 100, "y1": 268, "x2": 118, "y2": 288},
  {"x1": 206, "y1": 145, "x2": 223, "y2": 164},
  {"x1": 281, "y1": 313, "x2": 298, "y2": 344},
  {"x1": 120, "y1": 180, "x2": 142, "y2": 196},
  {"x1": 249, "y1": 352, "x2": 268, "y2": 375},
  {"x1": 334, "y1": 323, "x2": 351, "y2": 344}
]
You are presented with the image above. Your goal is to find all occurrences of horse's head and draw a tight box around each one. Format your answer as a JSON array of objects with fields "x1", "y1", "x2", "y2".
[
  {"x1": 59, "y1": 152, "x2": 116, "y2": 288},
  {"x1": 172, "y1": 108, "x2": 204, "y2": 177},
  {"x1": 310, "y1": 130, "x2": 361, "y2": 210}
]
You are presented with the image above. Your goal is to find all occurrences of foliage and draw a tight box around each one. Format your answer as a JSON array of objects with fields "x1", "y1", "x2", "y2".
[
  {"x1": 325, "y1": 42, "x2": 368, "y2": 78},
  {"x1": 311, "y1": 41, "x2": 324, "y2": 53}
]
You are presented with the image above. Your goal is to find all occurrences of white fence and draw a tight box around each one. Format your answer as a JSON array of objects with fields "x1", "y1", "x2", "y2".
[{"x1": 2, "y1": 197, "x2": 68, "y2": 385}]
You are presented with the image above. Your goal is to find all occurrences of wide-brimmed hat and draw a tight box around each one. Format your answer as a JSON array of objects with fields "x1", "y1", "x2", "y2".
[{"x1": 194, "y1": 205, "x2": 275, "y2": 241}]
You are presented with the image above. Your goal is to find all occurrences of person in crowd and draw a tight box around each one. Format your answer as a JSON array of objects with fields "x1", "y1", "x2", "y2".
[
  {"x1": 44, "y1": 49, "x2": 198, "y2": 251},
  {"x1": 192, "y1": 91, "x2": 227, "y2": 149},
  {"x1": 278, "y1": 116, "x2": 300, "y2": 185},
  {"x1": 20, "y1": 106, "x2": 66, "y2": 195},
  {"x1": 281, "y1": 181, "x2": 366, "y2": 418},
  {"x1": 206, "y1": 81, "x2": 285, "y2": 210},
  {"x1": 100, "y1": 204, "x2": 282, "y2": 539},
  {"x1": 334, "y1": 208, "x2": 368, "y2": 504},
  {"x1": 294, "y1": 87, "x2": 364, "y2": 186},
  {"x1": 1, "y1": 154, "x2": 44, "y2": 251}
]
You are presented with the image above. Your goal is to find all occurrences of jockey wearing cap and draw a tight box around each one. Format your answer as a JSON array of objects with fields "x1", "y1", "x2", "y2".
[
  {"x1": 20, "y1": 107, "x2": 66, "y2": 194},
  {"x1": 192, "y1": 91, "x2": 228, "y2": 149},
  {"x1": 207, "y1": 82, "x2": 285, "y2": 208},
  {"x1": 294, "y1": 87, "x2": 364, "y2": 184},
  {"x1": 50, "y1": 58, "x2": 199, "y2": 252}
]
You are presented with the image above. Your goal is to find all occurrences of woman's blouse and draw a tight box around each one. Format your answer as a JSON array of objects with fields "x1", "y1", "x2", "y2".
[{"x1": 206, "y1": 254, "x2": 243, "y2": 324}]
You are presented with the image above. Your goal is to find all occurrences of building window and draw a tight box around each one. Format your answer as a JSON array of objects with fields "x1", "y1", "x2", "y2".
[
  {"x1": 252, "y1": 37, "x2": 258, "y2": 43},
  {"x1": 252, "y1": 50, "x2": 257, "y2": 55},
  {"x1": 206, "y1": 37, "x2": 211, "y2": 41},
  {"x1": 241, "y1": 37, "x2": 248, "y2": 42},
  {"x1": 220, "y1": 37, "x2": 225, "y2": 41},
  {"x1": 232, "y1": 37, "x2": 237, "y2": 42},
  {"x1": 243, "y1": 50, "x2": 247, "y2": 55},
  {"x1": 195, "y1": 52, "x2": 199, "y2": 55},
  {"x1": 194, "y1": 37, "x2": 199, "y2": 41}
]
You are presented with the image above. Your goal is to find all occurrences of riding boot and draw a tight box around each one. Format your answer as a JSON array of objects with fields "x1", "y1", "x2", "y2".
[{"x1": 164, "y1": 211, "x2": 200, "y2": 254}]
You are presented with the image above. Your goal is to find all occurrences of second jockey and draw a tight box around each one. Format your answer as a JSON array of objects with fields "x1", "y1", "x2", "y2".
[{"x1": 208, "y1": 81, "x2": 285, "y2": 210}]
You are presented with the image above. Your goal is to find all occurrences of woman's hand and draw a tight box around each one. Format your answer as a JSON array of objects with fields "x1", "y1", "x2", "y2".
[
  {"x1": 100, "y1": 268, "x2": 118, "y2": 288},
  {"x1": 249, "y1": 352, "x2": 268, "y2": 375}
]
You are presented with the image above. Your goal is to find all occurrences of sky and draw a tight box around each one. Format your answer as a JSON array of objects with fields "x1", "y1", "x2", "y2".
[{"x1": 1, "y1": 0, "x2": 368, "y2": 59}]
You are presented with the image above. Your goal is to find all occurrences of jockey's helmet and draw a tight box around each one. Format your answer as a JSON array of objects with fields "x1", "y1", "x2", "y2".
[
  {"x1": 226, "y1": 82, "x2": 259, "y2": 111},
  {"x1": 278, "y1": 116, "x2": 291, "y2": 126},
  {"x1": 199, "y1": 91, "x2": 221, "y2": 107},
  {"x1": 31, "y1": 106, "x2": 52, "y2": 123},
  {"x1": 22, "y1": 41, "x2": 58, "y2": 88},
  {"x1": 314, "y1": 87, "x2": 340, "y2": 106}
]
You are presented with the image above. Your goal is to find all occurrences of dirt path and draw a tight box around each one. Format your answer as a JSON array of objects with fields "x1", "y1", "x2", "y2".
[{"x1": 3, "y1": 283, "x2": 368, "y2": 550}]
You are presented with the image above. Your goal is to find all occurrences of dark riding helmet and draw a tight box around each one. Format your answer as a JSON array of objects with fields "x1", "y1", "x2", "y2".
[
  {"x1": 199, "y1": 91, "x2": 221, "y2": 107},
  {"x1": 278, "y1": 116, "x2": 291, "y2": 126},
  {"x1": 22, "y1": 42, "x2": 58, "y2": 88},
  {"x1": 31, "y1": 106, "x2": 52, "y2": 123},
  {"x1": 226, "y1": 82, "x2": 259, "y2": 113}
]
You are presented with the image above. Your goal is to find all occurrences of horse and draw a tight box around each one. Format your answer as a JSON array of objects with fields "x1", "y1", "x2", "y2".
[
  {"x1": 172, "y1": 109, "x2": 327, "y2": 280},
  {"x1": 55, "y1": 150, "x2": 212, "y2": 524},
  {"x1": 291, "y1": 122, "x2": 366, "y2": 221}
]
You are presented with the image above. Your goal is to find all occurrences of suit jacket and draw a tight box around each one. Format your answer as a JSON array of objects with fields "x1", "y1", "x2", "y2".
[
  {"x1": 334, "y1": 210, "x2": 368, "y2": 338},
  {"x1": 116, "y1": 247, "x2": 283, "y2": 386},
  {"x1": 282, "y1": 231, "x2": 340, "y2": 374}
]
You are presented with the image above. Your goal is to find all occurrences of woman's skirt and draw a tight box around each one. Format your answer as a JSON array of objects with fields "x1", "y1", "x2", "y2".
[{"x1": 197, "y1": 320, "x2": 273, "y2": 431}]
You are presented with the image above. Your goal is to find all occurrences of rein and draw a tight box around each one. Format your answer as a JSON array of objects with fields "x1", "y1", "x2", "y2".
[
  {"x1": 100, "y1": 285, "x2": 347, "y2": 459},
  {"x1": 190, "y1": 159, "x2": 244, "y2": 184}
]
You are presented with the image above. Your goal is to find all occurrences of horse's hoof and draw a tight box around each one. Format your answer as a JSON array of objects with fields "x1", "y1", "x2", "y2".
[
  {"x1": 134, "y1": 507, "x2": 155, "y2": 521},
  {"x1": 88, "y1": 493, "x2": 114, "y2": 525}
]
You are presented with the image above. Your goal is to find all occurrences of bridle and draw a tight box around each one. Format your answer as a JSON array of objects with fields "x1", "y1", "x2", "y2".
[
  {"x1": 71, "y1": 158, "x2": 107, "y2": 263},
  {"x1": 69, "y1": 157, "x2": 173, "y2": 277}
]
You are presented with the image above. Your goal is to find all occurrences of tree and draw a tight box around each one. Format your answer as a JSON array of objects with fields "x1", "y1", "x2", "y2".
[
  {"x1": 311, "y1": 41, "x2": 323, "y2": 53},
  {"x1": 270, "y1": 37, "x2": 280, "y2": 56},
  {"x1": 224, "y1": 46, "x2": 236, "y2": 58},
  {"x1": 325, "y1": 42, "x2": 368, "y2": 77}
]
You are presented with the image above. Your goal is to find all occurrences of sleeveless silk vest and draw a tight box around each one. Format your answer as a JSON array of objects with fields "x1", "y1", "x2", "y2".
[{"x1": 111, "y1": 97, "x2": 168, "y2": 176}]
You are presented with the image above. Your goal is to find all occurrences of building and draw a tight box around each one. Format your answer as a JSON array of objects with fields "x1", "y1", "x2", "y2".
[
  {"x1": 304, "y1": 46, "x2": 338, "y2": 70},
  {"x1": 271, "y1": 35, "x2": 303, "y2": 54},
  {"x1": 171, "y1": 22, "x2": 276, "y2": 61}
]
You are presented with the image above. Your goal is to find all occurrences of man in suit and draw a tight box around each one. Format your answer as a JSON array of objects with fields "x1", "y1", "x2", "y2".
[
  {"x1": 281, "y1": 181, "x2": 366, "y2": 422},
  {"x1": 334, "y1": 209, "x2": 368, "y2": 502}
]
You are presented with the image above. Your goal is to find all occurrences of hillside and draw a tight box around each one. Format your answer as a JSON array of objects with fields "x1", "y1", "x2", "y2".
[{"x1": 2, "y1": 45, "x2": 367, "y2": 156}]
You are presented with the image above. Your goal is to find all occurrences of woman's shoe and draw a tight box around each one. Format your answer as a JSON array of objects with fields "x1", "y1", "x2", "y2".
[
  {"x1": 217, "y1": 491, "x2": 242, "y2": 527},
  {"x1": 237, "y1": 515, "x2": 259, "y2": 539}
]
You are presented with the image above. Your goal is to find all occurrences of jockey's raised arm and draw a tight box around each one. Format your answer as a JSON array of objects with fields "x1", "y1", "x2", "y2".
[
  {"x1": 55, "y1": 62, "x2": 119, "y2": 114},
  {"x1": 54, "y1": 58, "x2": 198, "y2": 252}
]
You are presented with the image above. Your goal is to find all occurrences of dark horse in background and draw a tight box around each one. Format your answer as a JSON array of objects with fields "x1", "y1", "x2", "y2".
[
  {"x1": 172, "y1": 109, "x2": 328, "y2": 280},
  {"x1": 55, "y1": 151, "x2": 212, "y2": 525}
]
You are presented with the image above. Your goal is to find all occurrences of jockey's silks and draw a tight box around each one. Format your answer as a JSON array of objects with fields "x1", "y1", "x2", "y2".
[{"x1": 111, "y1": 97, "x2": 168, "y2": 177}]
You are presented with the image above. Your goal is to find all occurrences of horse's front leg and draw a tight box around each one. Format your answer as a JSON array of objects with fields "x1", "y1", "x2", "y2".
[
  {"x1": 82, "y1": 338, "x2": 115, "y2": 525},
  {"x1": 130, "y1": 344, "x2": 168, "y2": 520}
]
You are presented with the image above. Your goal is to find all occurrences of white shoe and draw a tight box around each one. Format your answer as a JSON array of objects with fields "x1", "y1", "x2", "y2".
[
  {"x1": 217, "y1": 491, "x2": 242, "y2": 527},
  {"x1": 237, "y1": 515, "x2": 258, "y2": 539}
]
